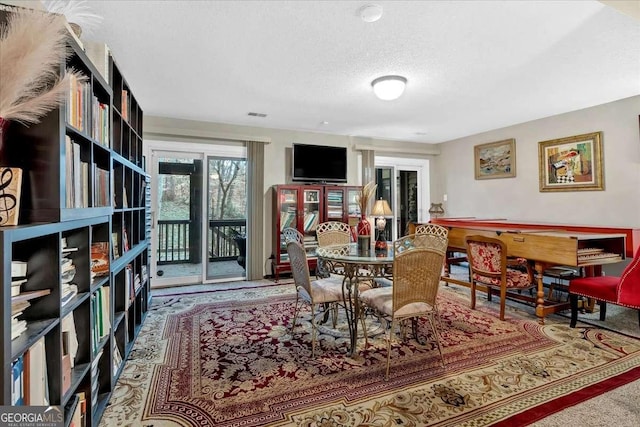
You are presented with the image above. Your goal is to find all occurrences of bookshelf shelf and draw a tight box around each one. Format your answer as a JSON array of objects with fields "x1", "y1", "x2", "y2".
[{"x1": 0, "y1": 7, "x2": 150, "y2": 425}]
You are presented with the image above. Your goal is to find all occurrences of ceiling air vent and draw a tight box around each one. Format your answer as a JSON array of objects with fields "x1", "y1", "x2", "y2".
[{"x1": 248, "y1": 112, "x2": 267, "y2": 117}]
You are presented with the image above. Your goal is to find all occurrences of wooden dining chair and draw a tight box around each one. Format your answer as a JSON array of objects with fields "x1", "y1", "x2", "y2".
[{"x1": 465, "y1": 235, "x2": 535, "y2": 321}]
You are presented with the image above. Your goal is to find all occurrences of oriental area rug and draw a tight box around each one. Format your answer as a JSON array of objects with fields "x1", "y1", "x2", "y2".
[{"x1": 99, "y1": 282, "x2": 640, "y2": 427}]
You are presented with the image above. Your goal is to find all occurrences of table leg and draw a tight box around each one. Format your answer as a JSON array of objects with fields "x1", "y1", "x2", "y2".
[
  {"x1": 341, "y1": 274, "x2": 357, "y2": 357},
  {"x1": 534, "y1": 262, "x2": 547, "y2": 324}
]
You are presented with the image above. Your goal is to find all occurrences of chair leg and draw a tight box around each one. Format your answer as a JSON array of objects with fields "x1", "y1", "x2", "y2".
[
  {"x1": 427, "y1": 315, "x2": 445, "y2": 368},
  {"x1": 385, "y1": 319, "x2": 396, "y2": 381},
  {"x1": 311, "y1": 305, "x2": 317, "y2": 357},
  {"x1": 599, "y1": 301, "x2": 607, "y2": 321},
  {"x1": 637, "y1": 310, "x2": 640, "y2": 328},
  {"x1": 569, "y1": 294, "x2": 579, "y2": 328},
  {"x1": 332, "y1": 302, "x2": 338, "y2": 328},
  {"x1": 290, "y1": 293, "x2": 301, "y2": 334},
  {"x1": 470, "y1": 281, "x2": 477, "y2": 310},
  {"x1": 499, "y1": 286, "x2": 507, "y2": 321}
]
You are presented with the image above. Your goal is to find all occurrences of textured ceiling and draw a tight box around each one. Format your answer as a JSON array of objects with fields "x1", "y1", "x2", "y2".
[{"x1": 85, "y1": 0, "x2": 640, "y2": 144}]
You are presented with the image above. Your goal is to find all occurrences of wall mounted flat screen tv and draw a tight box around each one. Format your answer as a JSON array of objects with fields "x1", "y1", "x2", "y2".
[{"x1": 292, "y1": 143, "x2": 348, "y2": 183}]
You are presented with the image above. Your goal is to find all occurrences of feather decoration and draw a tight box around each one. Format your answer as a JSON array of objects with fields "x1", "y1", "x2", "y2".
[
  {"x1": 0, "y1": 7, "x2": 85, "y2": 126},
  {"x1": 42, "y1": 0, "x2": 103, "y2": 37},
  {"x1": 356, "y1": 181, "x2": 378, "y2": 215}
]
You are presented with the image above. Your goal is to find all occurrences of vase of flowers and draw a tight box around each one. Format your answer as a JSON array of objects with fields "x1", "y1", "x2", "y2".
[{"x1": 356, "y1": 181, "x2": 376, "y2": 256}]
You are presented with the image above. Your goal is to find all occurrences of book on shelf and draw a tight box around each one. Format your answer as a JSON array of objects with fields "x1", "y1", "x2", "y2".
[
  {"x1": 113, "y1": 342, "x2": 123, "y2": 372},
  {"x1": 62, "y1": 331, "x2": 72, "y2": 396},
  {"x1": 61, "y1": 266, "x2": 76, "y2": 284},
  {"x1": 125, "y1": 264, "x2": 134, "y2": 306},
  {"x1": 122, "y1": 229, "x2": 130, "y2": 252},
  {"x1": 12, "y1": 300, "x2": 30, "y2": 317},
  {"x1": 90, "y1": 287, "x2": 110, "y2": 353},
  {"x1": 123, "y1": 187, "x2": 129, "y2": 208},
  {"x1": 11, "y1": 278, "x2": 27, "y2": 297},
  {"x1": 11, "y1": 260, "x2": 27, "y2": 278},
  {"x1": 93, "y1": 167, "x2": 110, "y2": 207},
  {"x1": 11, "y1": 319, "x2": 27, "y2": 340},
  {"x1": 91, "y1": 242, "x2": 110, "y2": 278},
  {"x1": 121, "y1": 89, "x2": 129, "y2": 121},
  {"x1": 84, "y1": 41, "x2": 111, "y2": 83},
  {"x1": 62, "y1": 238, "x2": 79, "y2": 253},
  {"x1": 24, "y1": 336, "x2": 49, "y2": 406},
  {"x1": 112, "y1": 232, "x2": 120, "y2": 259},
  {"x1": 65, "y1": 137, "x2": 91, "y2": 208},
  {"x1": 61, "y1": 283, "x2": 78, "y2": 308},
  {"x1": 62, "y1": 313, "x2": 78, "y2": 368},
  {"x1": 12, "y1": 355, "x2": 24, "y2": 405},
  {"x1": 66, "y1": 73, "x2": 91, "y2": 133}
]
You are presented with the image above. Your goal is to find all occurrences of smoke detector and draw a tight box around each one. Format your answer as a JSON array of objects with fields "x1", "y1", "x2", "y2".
[{"x1": 358, "y1": 4, "x2": 383, "y2": 23}]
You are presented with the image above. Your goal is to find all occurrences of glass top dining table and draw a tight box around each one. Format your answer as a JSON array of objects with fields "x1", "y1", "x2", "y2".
[{"x1": 315, "y1": 243, "x2": 394, "y2": 357}]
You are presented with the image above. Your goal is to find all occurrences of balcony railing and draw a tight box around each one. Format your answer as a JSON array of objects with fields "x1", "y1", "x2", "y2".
[{"x1": 157, "y1": 219, "x2": 246, "y2": 265}]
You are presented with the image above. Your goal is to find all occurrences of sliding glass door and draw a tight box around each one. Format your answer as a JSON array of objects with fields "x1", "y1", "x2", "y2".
[
  {"x1": 206, "y1": 156, "x2": 247, "y2": 281},
  {"x1": 148, "y1": 141, "x2": 247, "y2": 288},
  {"x1": 375, "y1": 156, "x2": 430, "y2": 240}
]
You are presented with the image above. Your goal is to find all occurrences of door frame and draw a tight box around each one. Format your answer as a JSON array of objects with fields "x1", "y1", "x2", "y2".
[{"x1": 145, "y1": 140, "x2": 246, "y2": 288}]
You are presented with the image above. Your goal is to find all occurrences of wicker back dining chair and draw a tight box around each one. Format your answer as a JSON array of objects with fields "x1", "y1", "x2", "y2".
[
  {"x1": 359, "y1": 233, "x2": 449, "y2": 380},
  {"x1": 374, "y1": 224, "x2": 449, "y2": 288},
  {"x1": 282, "y1": 227, "x2": 304, "y2": 244},
  {"x1": 316, "y1": 221, "x2": 351, "y2": 246},
  {"x1": 415, "y1": 223, "x2": 449, "y2": 237},
  {"x1": 286, "y1": 240, "x2": 345, "y2": 356}
]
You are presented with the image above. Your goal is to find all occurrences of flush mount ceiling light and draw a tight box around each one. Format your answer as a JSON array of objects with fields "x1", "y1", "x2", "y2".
[
  {"x1": 358, "y1": 4, "x2": 383, "y2": 22},
  {"x1": 371, "y1": 75, "x2": 407, "y2": 100}
]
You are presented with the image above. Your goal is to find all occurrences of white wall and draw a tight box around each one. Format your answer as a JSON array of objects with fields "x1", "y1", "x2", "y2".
[{"x1": 434, "y1": 95, "x2": 640, "y2": 227}]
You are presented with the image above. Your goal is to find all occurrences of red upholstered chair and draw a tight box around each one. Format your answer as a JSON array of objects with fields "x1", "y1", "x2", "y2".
[
  {"x1": 569, "y1": 249, "x2": 640, "y2": 328},
  {"x1": 465, "y1": 235, "x2": 535, "y2": 321}
]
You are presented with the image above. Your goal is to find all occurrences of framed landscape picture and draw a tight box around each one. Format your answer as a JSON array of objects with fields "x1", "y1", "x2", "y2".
[
  {"x1": 474, "y1": 138, "x2": 516, "y2": 180},
  {"x1": 538, "y1": 131, "x2": 603, "y2": 192}
]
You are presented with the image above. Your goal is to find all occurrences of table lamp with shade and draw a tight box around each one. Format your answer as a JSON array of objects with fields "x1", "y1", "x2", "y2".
[{"x1": 372, "y1": 198, "x2": 393, "y2": 255}]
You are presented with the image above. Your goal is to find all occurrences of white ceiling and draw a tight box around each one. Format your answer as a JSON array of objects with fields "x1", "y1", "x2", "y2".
[{"x1": 84, "y1": 0, "x2": 640, "y2": 144}]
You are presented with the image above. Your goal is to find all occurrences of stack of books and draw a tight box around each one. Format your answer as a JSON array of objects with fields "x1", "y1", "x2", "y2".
[
  {"x1": 61, "y1": 239, "x2": 79, "y2": 308},
  {"x1": 90, "y1": 242, "x2": 110, "y2": 280},
  {"x1": 11, "y1": 261, "x2": 28, "y2": 340}
]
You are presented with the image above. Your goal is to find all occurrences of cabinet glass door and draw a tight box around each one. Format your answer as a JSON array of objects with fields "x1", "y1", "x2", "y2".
[
  {"x1": 325, "y1": 189, "x2": 344, "y2": 221},
  {"x1": 302, "y1": 189, "x2": 321, "y2": 258},
  {"x1": 279, "y1": 188, "x2": 299, "y2": 263},
  {"x1": 347, "y1": 188, "x2": 361, "y2": 227}
]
